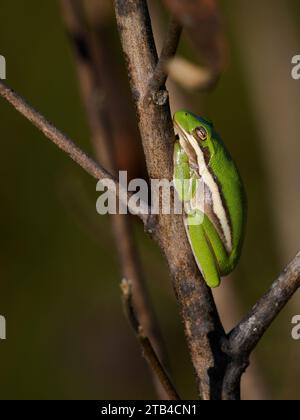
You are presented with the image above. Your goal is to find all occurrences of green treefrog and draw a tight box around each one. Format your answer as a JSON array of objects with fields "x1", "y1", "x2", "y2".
[{"x1": 173, "y1": 110, "x2": 246, "y2": 288}]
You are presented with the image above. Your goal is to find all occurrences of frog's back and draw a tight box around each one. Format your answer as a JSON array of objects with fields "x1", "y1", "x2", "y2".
[{"x1": 210, "y1": 133, "x2": 247, "y2": 270}]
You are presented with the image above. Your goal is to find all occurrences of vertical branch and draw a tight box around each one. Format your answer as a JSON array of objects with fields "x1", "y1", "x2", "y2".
[
  {"x1": 60, "y1": 0, "x2": 168, "y2": 398},
  {"x1": 114, "y1": 0, "x2": 228, "y2": 400}
]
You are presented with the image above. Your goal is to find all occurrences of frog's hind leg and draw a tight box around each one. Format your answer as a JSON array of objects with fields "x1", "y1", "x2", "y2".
[
  {"x1": 201, "y1": 214, "x2": 231, "y2": 276},
  {"x1": 185, "y1": 212, "x2": 221, "y2": 288}
]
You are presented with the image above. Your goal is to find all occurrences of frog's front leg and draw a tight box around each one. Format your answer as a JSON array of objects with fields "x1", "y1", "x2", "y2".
[{"x1": 174, "y1": 141, "x2": 197, "y2": 202}]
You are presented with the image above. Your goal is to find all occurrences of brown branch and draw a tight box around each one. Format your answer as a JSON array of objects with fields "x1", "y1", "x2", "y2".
[
  {"x1": 0, "y1": 80, "x2": 150, "y2": 225},
  {"x1": 60, "y1": 0, "x2": 168, "y2": 398},
  {"x1": 121, "y1": 279, "x2": 180, "y2": 401},
  {"x1": 229, "y1": 251, "x2": 300, "y2": 354},
  {"x1": 114, "y1": 0, "x2": 227, "y2": 400},
  {"x1": 148, "y1": 16, "x2": 182, "y2": 98},
  {"x1": 221, "y1": 252, "x2": 300, "y2": 400}
]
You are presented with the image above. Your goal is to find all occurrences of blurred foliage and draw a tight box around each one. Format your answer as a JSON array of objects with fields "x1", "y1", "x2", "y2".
[{"x1": 0, "y1": 0, "x2": 299, "y2": 400}]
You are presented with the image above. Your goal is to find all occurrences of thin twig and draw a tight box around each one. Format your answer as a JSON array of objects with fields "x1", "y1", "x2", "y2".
[
  {"x1": 148, "y1": 17, "x2": 182, "y2": 97},
  {"x1": 121, "y1": 279, "x2": 180, "y2": 401},
  {"x1": 60, "y1": 0, "x2": 168, "y2": 399},
  {"x1": 229, "y1": 251, "x2": 300, "y2": 355},
  {"x1": 221, "y1": 251, "x2": 300, "y2": 400},
  {"x1": 0, "y1": 80, "x2": 151, "y2": 225}
]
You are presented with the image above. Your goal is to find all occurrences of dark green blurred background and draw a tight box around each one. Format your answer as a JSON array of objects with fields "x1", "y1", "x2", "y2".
[{"x1": 0, "y1": 0, "x2": 299, "y2": 400}]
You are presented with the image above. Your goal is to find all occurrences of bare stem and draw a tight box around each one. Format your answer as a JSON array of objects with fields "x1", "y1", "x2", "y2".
[
  {"x1": 148, "y1": 16, "x2": 182, "y2": 96},
  {"x1": 229, "y1": 251, "x2": 300, "y2": 355},
  {"x1": 221, "y1": 251, "x2": 300, "y2": 400},
  {"x1": 121, "y1": 279, "x2": 180, "y2": 401}
]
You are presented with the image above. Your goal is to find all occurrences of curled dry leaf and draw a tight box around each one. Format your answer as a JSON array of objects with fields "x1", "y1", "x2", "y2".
[{"x1": 166, "y1": 56, "x2": 213, "y2": 90}]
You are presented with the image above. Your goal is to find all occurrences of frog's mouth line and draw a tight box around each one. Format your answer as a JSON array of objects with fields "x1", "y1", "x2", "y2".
[
  {"x1": 174, "y1": 122, "x2": 199, "y2": 169},
  {"x1": 174, "y1": 122, "x2": 211, "y2": 169}
]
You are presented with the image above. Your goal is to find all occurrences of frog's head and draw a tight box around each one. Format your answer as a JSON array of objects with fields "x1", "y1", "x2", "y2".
[
  {"x1": 173, "y1": 110, "x2": 213, "y2": 147},
  {"x1": 173, "y1": 110, "x2": 216, "y2": 165}
]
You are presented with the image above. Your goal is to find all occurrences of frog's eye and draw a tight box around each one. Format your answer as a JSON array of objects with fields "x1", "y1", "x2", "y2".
[{"x1": 195, "y1": 126, "x2": 207, "y2": 141}]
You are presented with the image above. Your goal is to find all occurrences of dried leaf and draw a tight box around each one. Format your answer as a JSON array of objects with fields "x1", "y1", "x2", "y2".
[{"x1": 166, "y1": 56, "x2": 212, "y2": 90}]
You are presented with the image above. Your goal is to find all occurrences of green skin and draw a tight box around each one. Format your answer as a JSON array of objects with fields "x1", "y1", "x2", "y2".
[{"x1": 173, "y1": 110, "x2": 246, "y2": 288}]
